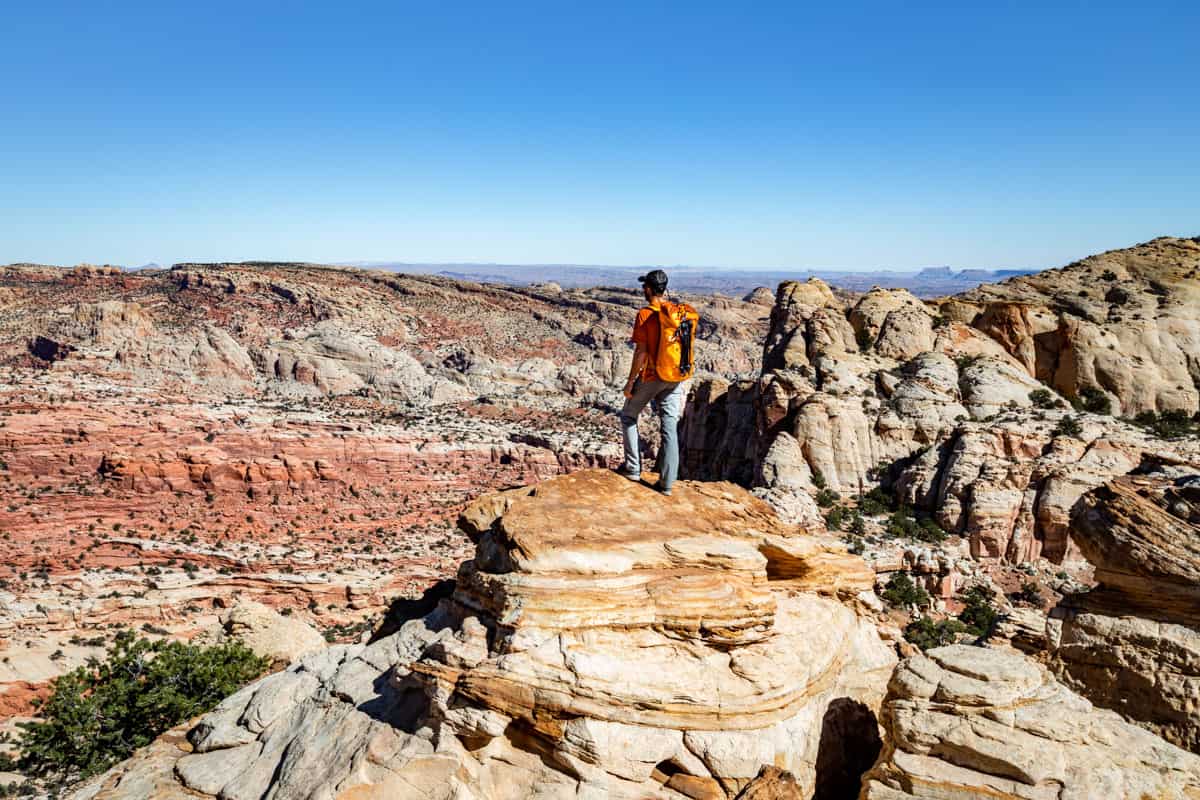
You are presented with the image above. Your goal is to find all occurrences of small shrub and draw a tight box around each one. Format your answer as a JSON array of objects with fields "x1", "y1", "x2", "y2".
[
  {"x1": 1132, "y1": 410, "x2": 1200, "y2": 440},
  {"x1": 1104, "y1": 286, "x2": 1130, "y2": 305},
  {"x1": 1072, "y1": 387, "x2": 1112, "y2": 415},
  {"x1": 957, "y1": 584, "x2": 999, "y2": 638},
  {"x1": 18, "y1": 631, "x2": 268, "y2": 781},
  {"x1": 954, "y1": 354, "x2": 982, "y2": 371},
  {"x1": 1028, "y1": 388, "x2": 1057, "y2": 409},
  {"x1": 1054, "y1": 415, "x2": 1083, "y2": 437},
  {"x1": 811, "y1": 469, "x2": 827, "y2": 490},
  {"x1": 814, "y1": 488, "x2": 839, "y2": 508},
  {"x1": 904, "y1": 617, "x2": 967, "y2": 651},
  {"x1": 884, "y1": 507, "x2": 947, "y2": 544},
  {"x1": 882, "y1": 572, "x2": 930, "y2": 609},
  {"x1": 859, "y1": 487, "x2": 892, "y2": 516},
  {"x1": 825, "y1": 505, "x2": 848, "y2": 530},
  {"x1": 1101, "y1": 269, "x2": 1117, "y2": 281},
  {"x1": 1013, "y1": 581, "x2": 1044, "y2": 606},
  {"x1": 855, "y1": 328, "x2": 873, "y2": 351}
]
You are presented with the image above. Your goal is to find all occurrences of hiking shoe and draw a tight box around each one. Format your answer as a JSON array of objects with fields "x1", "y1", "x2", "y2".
[
  {"x1": 616, "y1": 468, "x2": 641, "y2": 482},
  {"x1": 654, "y1": 482, "x2": 673, "y2": 497}
]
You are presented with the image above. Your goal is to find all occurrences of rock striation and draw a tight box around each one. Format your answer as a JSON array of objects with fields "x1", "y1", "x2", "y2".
[
  {"x1": 859, "y1": 644, "x2": 1200, "y2": 799},
  {"x1": 1048, "y1": 474, "x2": 1200, "y2": 753},
  {"x1": 70, "y1": 469, "x2": 896, "y2": 800}
]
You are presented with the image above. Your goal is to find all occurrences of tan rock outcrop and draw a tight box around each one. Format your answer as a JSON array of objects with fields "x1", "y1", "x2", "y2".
[
  {"x1": 960, "y1": 236, "x2": 1200, "y2": 415},
  {"x1": 859, "y1": 644, "x2": 1200, "y2": 799},
  {"x1": 1049, "y1": 475, "x2": 1200, "y2": 753},
  {"x1": 683, "y1": 238, "x2": 1200, "y2": 564},
  {"x1": 70, "y1": 469, "x2": 896, "y2": 800},
  {"x1": 194, "y1": 600, "x2": 326, "y2": 666}
]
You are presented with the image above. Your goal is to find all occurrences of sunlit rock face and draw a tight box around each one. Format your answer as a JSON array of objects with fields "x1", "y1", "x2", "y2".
[
  {"x1": 1048, "y1": 474, "x2": 1200, "y2": 754},
  {"x1": 71, "y1": 468, "x2": 896, "y2": 800},
  {"x1": 859, "y1": 644, "x2": 1200, "y2": 800},
  {"x1": 682, "y1": 238, "x2": 1200, "y2": 565}
]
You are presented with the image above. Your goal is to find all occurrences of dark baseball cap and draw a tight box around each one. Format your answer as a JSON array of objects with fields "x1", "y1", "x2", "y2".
[{"x1": 638, "y1": 269, "x2": 668, "y2": 292}]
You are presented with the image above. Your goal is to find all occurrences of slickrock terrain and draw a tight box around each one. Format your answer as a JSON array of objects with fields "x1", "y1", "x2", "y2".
[
  {"x1": 0, "y1": 261, "x2": 771, "y2": 720},
  {"x1": 859, "y1": 644, "x2": 1200, "y2": 799},
  {"x1": 958, "y1": 235, "x2": 1200, "y2": 416},
  {"x1": 70, "y1": 469, "x2": 896, "y2": 800},
  {"x1": 1048, "y1": 473, "x2": 1200, "y2": 753},
  {"x1": 682, "y1": 237, "x2": 1200, "y2": 565}
]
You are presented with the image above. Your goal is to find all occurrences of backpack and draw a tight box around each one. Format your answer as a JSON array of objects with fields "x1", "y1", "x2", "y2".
[{"x1": 654, "y1": 300, "x2": 700, "y2": 382}]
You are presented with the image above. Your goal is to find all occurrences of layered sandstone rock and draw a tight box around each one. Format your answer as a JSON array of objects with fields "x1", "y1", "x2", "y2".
[
  {"x1": 957, "y1": 236, "x2": 1200, "y2": 415},
  {"x1": 859, "y1": 645, "x2": 1200, "y2": 799},
  {"x1": 1048, "y1": 474, "x2": 1200, "y2": 753},
  {"x1": 683, "y1": 237, "x2": 1200, "y2": 564},
  {"x1": 71, "y1": 469, "x2": 896, "y2": 800}
]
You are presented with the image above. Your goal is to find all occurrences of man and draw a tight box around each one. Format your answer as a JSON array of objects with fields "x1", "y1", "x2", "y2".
[{"x1": 618, "y1": 269, "x2": 687, "y2": 496}]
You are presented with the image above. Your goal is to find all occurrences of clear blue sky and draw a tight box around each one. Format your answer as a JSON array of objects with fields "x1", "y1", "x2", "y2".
[{"x1": 3, "y1": 1, "x2": 1197, "y2": 270}]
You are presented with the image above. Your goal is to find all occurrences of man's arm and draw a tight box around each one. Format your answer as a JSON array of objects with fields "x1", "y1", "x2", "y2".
[{"x1": 624, "y1": 343, "x2": 648, "y2": 398}]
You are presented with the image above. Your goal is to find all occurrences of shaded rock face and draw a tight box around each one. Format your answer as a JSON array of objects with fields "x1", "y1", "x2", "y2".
[
  {"x1": 859, "y1": 645, "x2": 1200, "y2": 799},
  {"x1": 71, "y1": 469, "x2": 896, "y2": 800},
  {"x1": 1048, "y1": 475, "x2": 1200, "y2": 753},
  {"x1": 682, "y1": 238, "x2": 1200, "y2": 564}
]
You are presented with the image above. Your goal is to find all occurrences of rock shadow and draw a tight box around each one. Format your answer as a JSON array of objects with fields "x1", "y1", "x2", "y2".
[
  {"x1": 369, "y1": 579, "x2": 457, "y2": 643},
  {"x1": 813, "y1": 697, "x2": 882, "y2": 800}
]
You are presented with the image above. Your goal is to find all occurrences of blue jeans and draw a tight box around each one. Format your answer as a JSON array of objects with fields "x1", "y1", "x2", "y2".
[{"x1": 619, "y1": 378, "x2": 687, "y2": 490}]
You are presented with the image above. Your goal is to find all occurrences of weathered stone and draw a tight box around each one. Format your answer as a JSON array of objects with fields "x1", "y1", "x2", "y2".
[
  {"x1": 70, "y1": 469, "x2": 895, "y2": 800},
  {"x1": 1049, "y1": 475, "x2": 1200, "y2": 753},
  {"x1": 860, "y1": 645, "x2": 1200, "y2": 799}
]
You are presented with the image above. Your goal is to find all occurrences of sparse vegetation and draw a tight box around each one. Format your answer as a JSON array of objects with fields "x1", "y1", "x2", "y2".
[
  {"x1": 1104, "y1": 286, "x2": 1130, "y2": 305},
  {"x1": 1072, "y1": 387, "x2": 1112, "y2": 415},
  {"x1": 17, "y1": 631, "x2": 268, "y2": 783},
  {"x1": 903, "y1": 617, "x2": 967, "y2": 650},
  {"x1": 1028, "y1": 388, "x2": 1060, "y2": 409},
  {"x1": 814, "y1": 488, "x2": 839, "y2": 508},
  {"x1": 1012, "y1": 581, "x2": 1044, "y2": 607},
  {"x1": 1054, "y1": 415, "x2": 1083, "y2": 437},
  {"x1": 957, "y1": 584, "x2": 999, "y2": 639},
  {"x1": 881, "y1": 571, "x2": 929, "y2": 609},
  {"x1": 885, "y1": 506, "x2": 947, "y2": 544},
  {"x1": 1131, "y1": 410, "x2": 1200, "y2": 440},
  {"x1": 859, "y1": 487, "x2": 892, "y2": 516}
]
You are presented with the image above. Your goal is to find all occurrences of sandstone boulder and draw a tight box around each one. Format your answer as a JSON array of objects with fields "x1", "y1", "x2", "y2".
[
  {"x1": 859, "y1": 644, "x2": 1200, "y2": 799},
  {"x1": 195, "y1": 600, "x2": 326, "y2": 666}
]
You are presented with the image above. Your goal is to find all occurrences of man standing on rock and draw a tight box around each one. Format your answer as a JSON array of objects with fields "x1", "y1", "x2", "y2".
[{"x1": 618, "y1": 269, "x2": 697, "y2": 497}]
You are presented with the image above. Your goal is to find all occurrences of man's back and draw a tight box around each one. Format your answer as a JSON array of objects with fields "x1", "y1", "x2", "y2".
[{"x1": 631, "y1": 303, "x2": 661, "y2": 383}]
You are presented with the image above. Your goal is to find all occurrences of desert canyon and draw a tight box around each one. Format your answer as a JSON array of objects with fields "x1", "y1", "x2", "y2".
[{"x1": 0, "y1": 236, "x2": 1197, "y2": 799}]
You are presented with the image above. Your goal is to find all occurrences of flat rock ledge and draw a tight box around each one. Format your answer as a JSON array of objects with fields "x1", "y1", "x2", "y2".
[{"x1": 71, "y1": 469, "x2": 895, "y2": 800}]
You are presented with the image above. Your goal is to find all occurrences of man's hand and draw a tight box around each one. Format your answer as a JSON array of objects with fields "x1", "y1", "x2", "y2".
[{"x1": 623, "y1": 379, "x2": 636, "y2": 399}]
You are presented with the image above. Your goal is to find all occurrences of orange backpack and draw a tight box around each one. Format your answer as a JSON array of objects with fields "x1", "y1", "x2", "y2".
[{"x1": 654, "y1": 300, "x2": 700, "y2": 381}]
